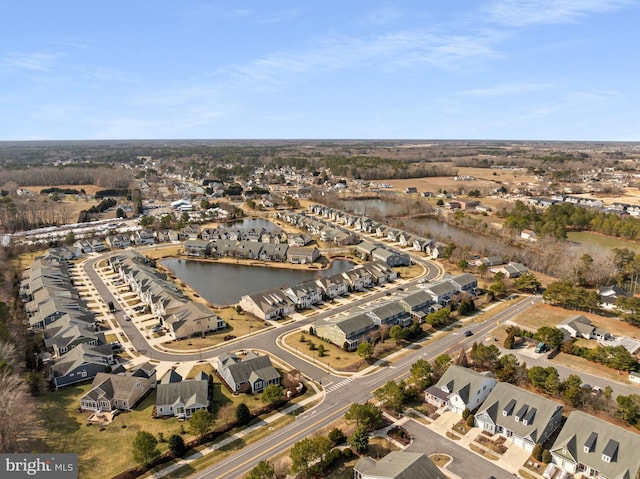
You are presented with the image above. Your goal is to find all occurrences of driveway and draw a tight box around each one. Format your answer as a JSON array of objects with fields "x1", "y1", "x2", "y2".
[{"x1": 403, "y1": 419, "x2": 517, "y2": 479}]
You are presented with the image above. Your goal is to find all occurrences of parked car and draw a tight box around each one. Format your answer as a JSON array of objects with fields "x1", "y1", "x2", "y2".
[
  {"x1": 223, "y1": 334, "x2": 237, "y2": 341},
  {"x1": 152, "y1": 325, "x2": 163, "y2": 333},
  {"x1": 123, "y1": 315, "x2": 131, "y2": 321},
  {"x1": 463, "y1": 330, "x2": 473, "y2": 337}
]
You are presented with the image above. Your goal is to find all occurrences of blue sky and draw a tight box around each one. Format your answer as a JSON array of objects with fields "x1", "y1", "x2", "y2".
[{"x1": 1, "y1": 1, "x2": 638, "y2": 141}]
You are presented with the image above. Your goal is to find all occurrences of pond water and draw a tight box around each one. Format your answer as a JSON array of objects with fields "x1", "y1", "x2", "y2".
[
  {"x1": 161, "y1": 258, "x2": 354, "y2": 306},
  {"x1": 567, "y1": 231, "x2": 640, "y2": 253}
]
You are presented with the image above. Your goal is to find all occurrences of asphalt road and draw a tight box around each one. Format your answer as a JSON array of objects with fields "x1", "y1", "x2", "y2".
[
  {"x1": 403, "y1": 419, "x2": 515, "y2": 479},
  {"x1": 81, "y1": 251, "x2": 638, "y2": 478},
  {"x1": 197, "y1": 298, "x2": 544, "y2": 478}
]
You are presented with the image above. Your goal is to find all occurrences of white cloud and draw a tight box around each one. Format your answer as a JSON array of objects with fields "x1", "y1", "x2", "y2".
[
  {"x1": 484, "y1": 0, "x2": 634, "y2": 26},
  {"x1": 2, "y1": 52, "x2": 61, "y2": 72},
  {"x1": 221, "y1": 29, "x2": 502, "y2": 88},
  {"x1": 461, "y1": 82, "x2": 553, "y2": 97}
]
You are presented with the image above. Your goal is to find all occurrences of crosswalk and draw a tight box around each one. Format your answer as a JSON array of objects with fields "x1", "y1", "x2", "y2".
[{"x1": 325, "y1": 377, "x2": 354, "y2": 393}]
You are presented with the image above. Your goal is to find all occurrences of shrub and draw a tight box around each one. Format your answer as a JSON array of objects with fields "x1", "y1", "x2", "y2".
[
  {"x1": 465, "y1": 414, "x2": 475, "y2": 427},
  {"x1": 532, "y1": 443, "x2": 543, "y2": 461},
  {"x1": 462, "y1": 408, "x2": 471, "y2": 420},
  {"x1": 328, "y1": 428, "x2": 346, "y2": 446},
  {"x1": 542, "y1": 449, "x2": 552, "y2": 464},
  {"x1": 342, "y1": 447, "x2": 353, "y2": 459},
  {"x1": 168, "y1": 434, "x2": 186, "y2": 457}
]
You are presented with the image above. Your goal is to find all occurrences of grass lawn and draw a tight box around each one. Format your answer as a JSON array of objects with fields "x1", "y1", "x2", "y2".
[
  {"x1": 551, "y1": 352, "x2": 632, "y2": 384},
  {"x1": 512, "y1": 303, "x2": 640, "y2": 338},
  {"x1": 37, "y1": 384, "x2": 186, "y2": 479},
  {"x1": 37, "y1": 362, "x2": 305, "y2": 479},
  {"x1": 282, "y1": 329, "x2": 404, "y2": 372}
]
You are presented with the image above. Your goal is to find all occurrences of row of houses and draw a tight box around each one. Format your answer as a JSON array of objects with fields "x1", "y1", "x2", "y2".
[
  {"x1": 79, "y1": 351, "x2": 281, "y2": 419},
  {"x1": 276, "y1": 205, "x2": 447, "y2": 261},
  {"x1": 425, "y1": 365, "x2": 640, "y2": 478},
  {"x1": 311, "y1": 273, "x2": 479, "y2": 351},
  {"x1": 239, "y1": 261, "x2": 399, "y2": 321},
  {"x1": 109, "y1": 251, "x2": 226, "y2": 340},
  {"x1": 183, "y1": 238, "x2": 321, "y2": 265},
  {"x1": 19, "y1": 250, "x2": 118, "y2": 389}
]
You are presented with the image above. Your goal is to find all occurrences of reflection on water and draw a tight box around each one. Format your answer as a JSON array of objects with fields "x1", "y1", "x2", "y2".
[{"x1": 161, "y1": 258, "x2": 354, "y2": 305}]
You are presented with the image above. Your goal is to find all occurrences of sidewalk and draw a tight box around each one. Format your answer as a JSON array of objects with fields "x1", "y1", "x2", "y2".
[
  {"x1": 148, "y1": 389, "x2": 324, "y2": 478},
  {"x1": 423, "y1": 411, "x2": 544, "y2": 478}
]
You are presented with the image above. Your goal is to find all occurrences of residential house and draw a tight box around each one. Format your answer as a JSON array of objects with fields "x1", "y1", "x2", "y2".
[
  {"x1": 550, "y1": 411, "x2": 640, "y2": 479},
  {"x1": 315, "y1": 274, "x2": 349, "y2": 299},
  {"x1": 598, "y1": 285, "x2": 631, "y2": 310},
  {"x1": 44, "y1": 319, "x2": 105, "y2": 357},
  {"x1": 183, "y1": 239, "x2": 210, "y2": 257},
  {"x1": 312, "y1": 312, "x2": 376, "y2": 351},
  {"x1": 450, "y1": 273, "x2": 479, "y2": 296},
  {"x1": 163, "y1": 302, "x2": 226, "y2": 340},
  {"x1": 287, "y1": 246, "x2": 320, "y2": 264},
  {"x1": 558, "y1": 315, "x2": 609, "y2": 341},
  {"x1": 287, "y1": 233, "x2": 312, "y2": 247},
  {"x1": 474, "y1": 382, "x2": 564, "y2": 452},
  {"x1": 80, "y1": 363, "x2": 156, "y2": 412},
  {"x1": 239, "y1": 288, "x2": 296, "y2": 320},
  {"x1": 49, "y1": 343, "x2": 114, "y2": 389},
  {"x1": 424, "y1": 365, "x2": 497, "y2": 414},
  {"x1": 284, "y1": 280, "x2": 323, "y2": 309},
  {"x1": 180, "y1": 224, "x2": 200, "y2": 239},
  {"x1": 354, "y1": 451, "x2": 446, "y2": 479},
  {"x1": 492, "y1": 262, "x2": 529, "y2": 278},
  {"x1": 131, "y1": 230, "x2": 155, "y2": 245},
  {"x1": 397, "y1": 290, "x2": 435, "y2": 323},
  {"x1": 216, "y1": 351, "x2": 281, "y2": 393},
  {"x1": 259, "y1": 243, "x2": 289, "y2": 262},
  {"x1": 371, "y1": 248, "x2": 411, "y2": 267},
  {"x1": 356, "y1": 241, "x2": 379, "y2": 260},
  {"x1": 155, "y1": 370, "x2": 210, "y2": 418}
]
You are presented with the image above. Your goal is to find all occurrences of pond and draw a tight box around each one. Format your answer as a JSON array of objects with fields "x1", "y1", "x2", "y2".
[
  {"x1": 567, "y1": 231, "x2": 640, "y2": 253},
  {"x1": 160, "y1": 258, "x2": 354, "y2": 306},
  {"x1": 222, "y1": 217, "x2": 282, "y2": 232}
]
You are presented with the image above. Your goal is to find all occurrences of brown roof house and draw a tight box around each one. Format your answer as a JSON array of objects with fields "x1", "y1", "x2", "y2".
[{"x1": 80, "y1": 362, "x2": 156, "y2": 412}]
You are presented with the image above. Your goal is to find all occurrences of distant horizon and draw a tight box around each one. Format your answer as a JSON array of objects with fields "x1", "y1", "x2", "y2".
[
  {"x1": 1, "y1": 138, "x2": 639, "y2": 145},
  {"x1": 3, "y1": 2, "x2": 640, "y2": 141}
]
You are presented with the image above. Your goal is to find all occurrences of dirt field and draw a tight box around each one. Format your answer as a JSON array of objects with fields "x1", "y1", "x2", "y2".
[{"x1": 510, "y1": 303, "x2": 639, "y2": 339}]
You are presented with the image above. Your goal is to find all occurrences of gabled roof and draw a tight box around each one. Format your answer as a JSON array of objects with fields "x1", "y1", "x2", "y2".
[
  {"x1": 435, "y1": 365, "x2": 496, "y2": 404},
  {"x1": 156, "y1": 376, "x2": 209, "y2": 408},
  {"x1": 354, "y1": 451, "x2": 446, "y2": 479},
  {"x1": 551, "y1": 411, "x2": 640, "y2": 479},
  {"x1": 217, "y1": 352, "x2": 280, "y2": 386},
  {"x1": 476, "y1": 383, "x2": 563, "y2": 444}
]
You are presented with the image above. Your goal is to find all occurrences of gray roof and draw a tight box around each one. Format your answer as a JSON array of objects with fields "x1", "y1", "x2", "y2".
[
  {"x1": 476, "y1": 382, "x2": 563, "y2": 444},
  {"x1": 316, "y1": 313, "x2": 375, "y2": 338},
  {"x1": 218, "y1": 351, "x2": 280, "y2": 386},
  {"x1": 551, "y1": 411, "x2": 640, "y2": 479},
  {"x1": 435, "y1": 365, "x2": 496, "y2": 404},
  {"x1": 354, "y1": 451, "x2": 446, "y2": 479},
  {"x1": 156, "y1": 376, "x2": 209, "y2": 409}
]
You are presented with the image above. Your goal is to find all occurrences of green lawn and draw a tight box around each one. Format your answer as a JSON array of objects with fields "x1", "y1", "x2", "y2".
[
  {"x1": 37, "y1": 365, "x2": 300, "y2": 479},
  {"x1": 37, "y1": 384, "x2": 185, "y2": 479}
]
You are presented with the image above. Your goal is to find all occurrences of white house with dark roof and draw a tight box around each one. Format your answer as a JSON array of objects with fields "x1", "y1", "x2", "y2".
[
  {"x1": 424, "y1": 365, "x2": 497, "y2": 414},
  {"x1": 474, "y1": 382, "x2": 564, "y2": 452},
  {"x1": 550, "y1": 411, "x2": 640, "y2": 479},
  {"x1": 284, "y1": 280, "x2": 323, "y2": 309},
  {"x1": 155, "y1": 370, "x2": 210, "y2": 419},
  {"x1": 558, "y1": 315, "x2": 609, "y2": 341},
  {"x1": 216, "y1": 351, "x2": 281, "y2": 394}
]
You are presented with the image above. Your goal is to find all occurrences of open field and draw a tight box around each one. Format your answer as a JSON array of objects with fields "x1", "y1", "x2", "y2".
[
  {"x1": 510, "y1": 303, "x2": 640, "y2": 339},
  {"x1": 36, "y1": 362, "x2": 300, "y2": 479}
]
